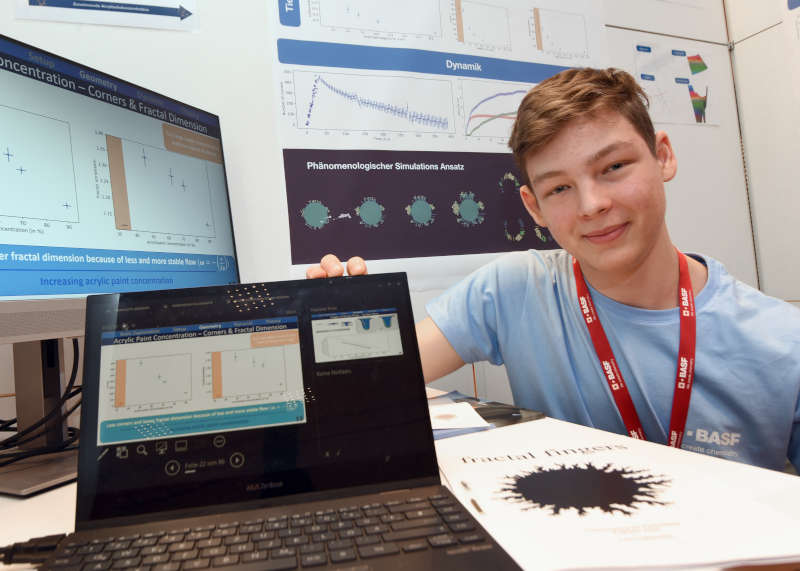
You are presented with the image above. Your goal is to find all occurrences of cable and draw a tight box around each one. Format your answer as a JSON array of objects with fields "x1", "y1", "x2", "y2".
[
  {"x1": 0, "y1": 339, "x2": 83, "y2": 472},
  {"x1": 0, "y1": 399, "x2": 81, "y2": 452},
  {"x1": 0, "y1": 338, "x2": 81, "y2": 450},
  {"x1": 1, "y1": 337, "x2": 80, "y2": 447},
  {"x1": 0, "y1": 533, "x2": 66, "y2": 565},
  {"x1": 0, "y1": 428, "x2": 80, "y2": 469}
]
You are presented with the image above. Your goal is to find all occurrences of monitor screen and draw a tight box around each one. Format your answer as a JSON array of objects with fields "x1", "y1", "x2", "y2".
[{"x1": 0, "y1": 34, "x2": 239, "y2": 301}]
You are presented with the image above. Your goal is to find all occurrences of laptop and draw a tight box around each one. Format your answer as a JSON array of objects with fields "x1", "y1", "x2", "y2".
[{"x1": 44, "y1": 273, "x2": 520, "y2": 570}]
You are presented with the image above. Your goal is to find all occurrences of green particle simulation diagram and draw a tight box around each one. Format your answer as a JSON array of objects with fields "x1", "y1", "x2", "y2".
[
  {"x1": 285, "y1": 149, "x2": 557, "y2": 263},
  {"x1": 299, "y1": 179, "x2": 549, "y2": 243}
]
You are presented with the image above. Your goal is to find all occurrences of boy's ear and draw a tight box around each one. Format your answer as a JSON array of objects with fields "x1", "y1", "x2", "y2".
[
  {"x1": 520, "y1": 185, "x2": 547, "y2": 228},
  {"x1": 655, "y1": 130, "x2": 678, "y2": 182}
]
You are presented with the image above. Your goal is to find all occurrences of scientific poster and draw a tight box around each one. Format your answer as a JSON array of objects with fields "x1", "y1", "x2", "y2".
[{"x1": 269, "y1": 0, "x2": 606, "y2": 275}]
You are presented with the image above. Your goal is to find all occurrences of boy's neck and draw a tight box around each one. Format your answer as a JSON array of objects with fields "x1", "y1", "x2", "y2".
[{"x1": 579, "y1": 235, "x2": 708, "y2": 310}]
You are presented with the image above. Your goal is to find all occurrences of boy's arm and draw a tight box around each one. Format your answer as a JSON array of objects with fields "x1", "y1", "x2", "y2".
[
  {"x1": 306, "y1": 255, "x2": 465, "y2": 384},
  {"x1": 416, "y1": 317, "x2": 465, "y2": 384}
]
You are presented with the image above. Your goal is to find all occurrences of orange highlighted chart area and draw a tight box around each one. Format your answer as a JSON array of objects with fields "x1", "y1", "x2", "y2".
[
  {"x1": 112, "y1": 354, "x2": 192, "y2": 409},
  {"x1": 454, "y1": 0, "x2": 512, "y2": 50},
  {"x1": 97, "y1": 317, "x2": 305, "y2": 445},
  {"x1": 105, "y1": 124, "x2": 223, "y2": 237},
  {"x1": 530, "y1": 7, "x2": 590, "y2": 60}
]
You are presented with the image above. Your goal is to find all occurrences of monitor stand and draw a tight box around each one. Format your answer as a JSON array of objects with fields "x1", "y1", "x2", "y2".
[
  {"x1": 0, "y1": 449, "x2": 77, "y2": 496},
  {"x1": 0, "y1": 339, "x2": 80, "y2": 496}
]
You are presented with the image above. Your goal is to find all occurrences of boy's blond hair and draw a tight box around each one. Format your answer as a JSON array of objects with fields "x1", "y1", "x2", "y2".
[{"x1": 509, "y1": 68, "x2": 656, "y2": 187}]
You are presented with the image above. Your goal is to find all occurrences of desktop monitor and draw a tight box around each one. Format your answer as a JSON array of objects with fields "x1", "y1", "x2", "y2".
[{"x1": 0, "y1": 34, "x2": 239, "y2": 493}]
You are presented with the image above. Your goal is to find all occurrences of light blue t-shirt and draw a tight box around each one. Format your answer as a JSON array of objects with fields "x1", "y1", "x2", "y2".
[{"x1": 426, "y1": 249, "x2": 800, "y2": 471}]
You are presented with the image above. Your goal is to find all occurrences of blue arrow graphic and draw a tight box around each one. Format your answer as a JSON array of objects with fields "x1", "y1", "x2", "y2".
[{"x1": 29, "y1": 0, "x2": 192, "y2": 20}]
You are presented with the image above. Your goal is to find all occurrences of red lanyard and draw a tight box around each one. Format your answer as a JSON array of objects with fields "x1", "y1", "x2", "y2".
[{"x1": 572, "y1": 250, "x2": 696, "y2": 447}]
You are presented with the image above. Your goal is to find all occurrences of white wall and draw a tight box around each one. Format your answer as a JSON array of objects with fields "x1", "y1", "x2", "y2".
[
  {"x1": 604, "y1": 0, "x2": 728, "y2": 42},
  {"x1": 726, "y1": 0, "x2": 800, "y2": 305}
]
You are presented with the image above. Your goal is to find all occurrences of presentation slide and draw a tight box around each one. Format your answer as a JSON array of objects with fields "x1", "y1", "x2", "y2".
[
  {"x1": 96, "y1": 318, "x2": 304, "y2": 445},
  {"x1": 0, "y1": 36, "x2": 237, "y2": 298}
]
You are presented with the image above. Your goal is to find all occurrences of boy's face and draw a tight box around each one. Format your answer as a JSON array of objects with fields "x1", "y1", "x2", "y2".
[{"x1": 519, "y1": 110, "x2": 677, "y2": 279}]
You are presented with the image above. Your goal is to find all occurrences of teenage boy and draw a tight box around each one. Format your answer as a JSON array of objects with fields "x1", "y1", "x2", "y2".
[{"x1": 307, "y1": 68, "x2": 800, "y2": 472}]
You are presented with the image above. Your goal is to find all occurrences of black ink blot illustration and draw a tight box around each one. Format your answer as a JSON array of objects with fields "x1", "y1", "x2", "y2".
[{"x1": 499, "y1": 462, "x2": 671, "y2": 516}]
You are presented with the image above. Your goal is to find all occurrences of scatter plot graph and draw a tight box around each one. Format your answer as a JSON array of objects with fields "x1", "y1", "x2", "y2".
[
  {"x1": 210, "y1": 346, "x2": 298, "y2": 402},
  {"x1": 113, "y1": 354, "x2": 192, "y2": 411},
  {"x1": 461, "y1": 79, "x2": 531, "y2": 138},
  {"x1": 312, "y1": 312, "x2": 403, "y2": 363},
  {"x1": 106, "y1": 136, "x2": 216, "y2": 237},
  {"x1": 315, "y1": 0, "x2": 441, "y2": 37},
  {"x1": 0, "y1": 104, "x2": 78, "y2": 222},
  {"x1": 530, "y1": 7, "x2": 589, "y2": 60},
  {"x1": 455, "y1": 0, "x2": 511, "y2": 51},
  {"x1": 293, "y1": 70, "x2": 455, "y2": 134}
]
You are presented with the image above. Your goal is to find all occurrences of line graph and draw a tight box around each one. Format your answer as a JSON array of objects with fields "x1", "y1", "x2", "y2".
[
  {"x1": 461, "y1": 79, "x2": 531, "y2": 139},
  {"x1": 0, "y1": 104, "x2": 79, "y2": 223},
  {"x1": 313, "y1": 0, "x2": 441, "y2": 38},
  {"x1": 293, "y1": 70, "x2": 456, "y2": 134}
]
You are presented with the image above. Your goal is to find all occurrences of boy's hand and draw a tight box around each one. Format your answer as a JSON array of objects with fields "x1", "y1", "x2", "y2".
[{"x1": 305, "y1": 254, "x2": 367, "y2": 279}]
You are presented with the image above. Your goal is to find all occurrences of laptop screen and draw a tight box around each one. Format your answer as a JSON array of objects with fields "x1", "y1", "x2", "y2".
[{"x1": 77, "y1": 273, "x2": 438, "y2": 525}]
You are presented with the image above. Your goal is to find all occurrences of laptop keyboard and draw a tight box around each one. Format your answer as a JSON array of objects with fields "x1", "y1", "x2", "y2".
[{"x1": 45, "y1": 493, "x2": 487, "y2": 570}]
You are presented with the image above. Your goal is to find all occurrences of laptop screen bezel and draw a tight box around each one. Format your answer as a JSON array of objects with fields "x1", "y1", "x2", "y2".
[{"x1": 76, "y1": 273, "x2": 440, "y2": 530}]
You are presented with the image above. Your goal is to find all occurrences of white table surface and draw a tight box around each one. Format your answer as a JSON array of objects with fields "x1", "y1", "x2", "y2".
[{"x1": 0, "y1": 482, "x2": 75, "y2": 569}]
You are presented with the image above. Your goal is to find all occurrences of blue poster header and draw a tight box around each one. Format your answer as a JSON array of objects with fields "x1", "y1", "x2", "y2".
[
  {"x1": 277, "y1": 39, "x2": 569, "y2": 83},
  {"x1": 278, "y1": 0, "x2": 301, "y2": 26}
]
